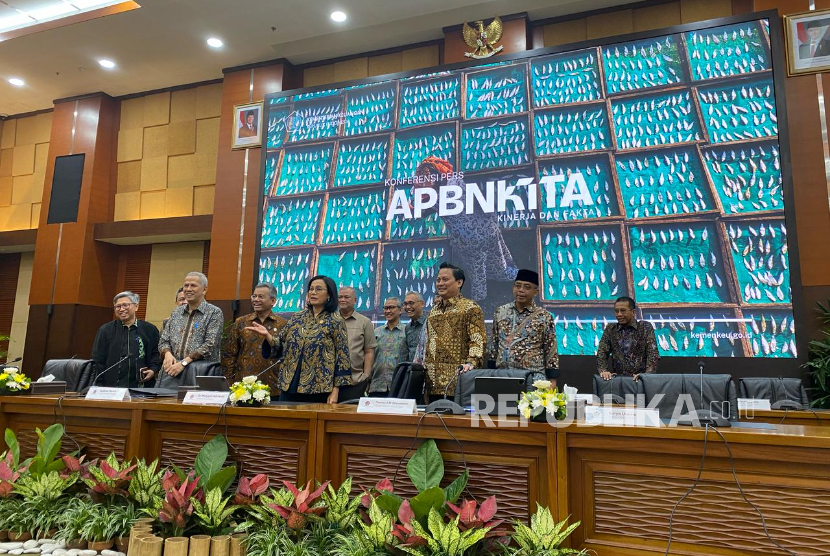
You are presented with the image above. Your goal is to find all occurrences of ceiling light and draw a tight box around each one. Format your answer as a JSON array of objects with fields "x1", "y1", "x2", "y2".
[
  {"x1": 330, "y1": 11, "x2": 347, "y2": 22},
  {"x1": 98, "y1": 59, "x2": 116, "y2": 69},
  {"x1": 27, "y1": 3, "x2": 76, "y2": 21},
  {"x1": 8, "y1": 78, "x2": 24, "y2": 87},
  {"x1": 206, "y1": 37, "x2": 223, "y2": 48}
]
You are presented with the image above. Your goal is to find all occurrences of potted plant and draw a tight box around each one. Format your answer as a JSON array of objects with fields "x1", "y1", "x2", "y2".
[
  {"x1": 505, "y1": 505, "x2": 585, "y2": 556},
  {"x1": 57, "y1": 497, "x2": 99, "y2": 549},
  {"x1": 0, "y1": 367, "x2": 31, "y2": 396},
  {"x1": 108, "y1": 503, "x2": 138, "y2": 552},
  {"x1": 229, "y1": 376, "x2": 270, "y2": 407},
  {"x1": 518, "y1": 380, "x2": 569, "y2": 422},
  {"x1": 191, "y1": 488, "x2": 239, "y2": 536},
  {"x1": 79, "y1": 504, "x2": 116, "y2": 551},
  {"x1": 804, "y1": 300, "x2": 830, "y2": 408}
]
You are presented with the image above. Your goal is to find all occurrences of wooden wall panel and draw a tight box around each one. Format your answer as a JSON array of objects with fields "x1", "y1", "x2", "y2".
[
  {"x1": 0, "y1": 253, "x2": 20, "y2": 360},
  {"x1": 7, "y1": 252, "x2": 33, "y2": 364},
  {"x1": 121, "y1": 244, "x2": 152, "y2": 320}
]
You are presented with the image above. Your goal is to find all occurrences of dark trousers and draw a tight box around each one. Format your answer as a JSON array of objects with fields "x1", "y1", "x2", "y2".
[{"x1": 338, "y1": 380, "x2": 369, "y2": 402}]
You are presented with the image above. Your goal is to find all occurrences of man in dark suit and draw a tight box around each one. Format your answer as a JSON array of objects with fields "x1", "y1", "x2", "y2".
[
  {"x1": 239, "y1": 111, "x2": 258, "y2": 138},
  {"x1": 91, "y1": 291, "x2": 160, "y2": 388},
  {"x1": 799, "y1": 20, "x2": 830, "y2": 59}
]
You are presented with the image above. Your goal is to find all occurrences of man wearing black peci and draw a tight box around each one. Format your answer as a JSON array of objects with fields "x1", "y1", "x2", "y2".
[
  {"x1": 596, "y1": 296, "x2": 660, "y2": 381},
  {"x1": 90, "y1": 291, "x2": 161, "y2": 388}
]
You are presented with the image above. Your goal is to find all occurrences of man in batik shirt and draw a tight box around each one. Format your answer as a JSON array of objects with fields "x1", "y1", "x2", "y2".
[
  {"x1": 596, "y1": 296, "x2": 660, "y2": 381},
  {"x1": 368, "y1": 297, "x2": 409, "y2": 396},
  {"x1": 416, "y1": 262, "x2": 486, "y2": 400},
  {"x1": 488, "y1": 269, "x2": 559, "y2": 386}
]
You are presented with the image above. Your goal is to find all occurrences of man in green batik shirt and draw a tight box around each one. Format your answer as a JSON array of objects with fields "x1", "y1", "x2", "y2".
[{"x1": 368, "y1": 297, "x2": 409, "y2": 397}]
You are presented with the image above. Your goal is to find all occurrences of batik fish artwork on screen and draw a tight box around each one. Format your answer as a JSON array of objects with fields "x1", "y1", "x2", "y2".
[{"x1": 257, "y1": 16, "x2": 798, "y2": 358}]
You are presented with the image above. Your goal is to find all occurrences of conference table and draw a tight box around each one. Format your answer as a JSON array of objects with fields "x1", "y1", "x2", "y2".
[{"x1": 0, "y1": 395, "x2": 827, "y2": 556}]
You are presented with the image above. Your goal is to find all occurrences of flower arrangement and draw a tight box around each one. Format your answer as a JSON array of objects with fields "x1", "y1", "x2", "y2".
[
  {"x1": 518, "y1": 380, "x2": 569, "y2": 421},
  {"x1": 229, "y1": 375, "x2": 270, "y2": 406},
  {"x1": 0, "y1": 367, "x2": 30, "y2": 395}
]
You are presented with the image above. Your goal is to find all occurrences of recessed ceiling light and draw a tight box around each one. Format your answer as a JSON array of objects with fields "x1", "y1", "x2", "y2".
[
  {"x1": 330, "y1": 10, "x2": 347, "y2": 22},
  {"x1": 207, "y1": 37, "x2": 223, "y2": 48},
  {"x1": 8, "y1": 78, "x2": 24, "y2": 87},
  {"x1": 98, "y1": 59, "x2": 116, "y2": 69}
]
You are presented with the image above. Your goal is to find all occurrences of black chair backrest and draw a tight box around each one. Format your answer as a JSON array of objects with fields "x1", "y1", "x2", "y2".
[
  {"x1": 387, "y1": 362, "x2": 426, "y2": 402},
  {"x1": 592, "y1": 375, "x2": 644, "y2": 404},
  {"x1": 738, "y1": 377, "x2": 809, "y2": 406},
  {"x1": 156, "y1": 360, "x2": 223, "y2": 388},
  {"x1": 454, "y1": 368, "x2": 544, "y2": 407},
  {"x1": 43, "y1": 359, "x2": 94, "y2": 392},
  {"x1": 639, "y1": 374, "x2": 738, "y2": 419}
]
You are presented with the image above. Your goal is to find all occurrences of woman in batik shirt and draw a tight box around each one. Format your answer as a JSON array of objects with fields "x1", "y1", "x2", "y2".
[{"x1": 247, "y1": 275, "x2": 351, "y2": 403}]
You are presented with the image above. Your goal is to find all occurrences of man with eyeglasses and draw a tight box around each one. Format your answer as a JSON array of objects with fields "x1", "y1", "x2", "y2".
[
  {"x1": 368, "y1": 297, "x2": 410, "y2": 397},
  {"x1": 90, "y1": 291, "x2": 161, "y2": 388},
  {"x1": 403, "y1": 291, "x2": 427, "y2": 361},
  {"x1": 337, "y1": 286, "x2": 377, "y2": 401},
  {"x1": 222, "y1": 282, "x2": 287, "y2": 388}
]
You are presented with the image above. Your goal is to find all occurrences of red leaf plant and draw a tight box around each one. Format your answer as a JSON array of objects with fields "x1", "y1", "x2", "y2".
[
  {"x1": 234, "y1": 473, "x2": 269, "y2": 506},
  {"x1": 390, "y1": 500, "x2": 428, "y2": 549},
  {"x1": 158, "y1": 471, "x2": 204, "y2": 537},
  {"x1": 270, "y1": 480, "x2": 329, "y2": 531},
  {"x1": 359, "y1": 478, "x2": 394, "y2": 524},
  {"x1": 59, "y1": 454, "x2": 91, "y2": 480},
  {"x1": 0, "y1": 452, "x2": 27, "y2": 497},
  {"x1": 446, "y1": 496, "x2": 509, "y2": 542},
  {"x1": 86, "y1": 459, "x2": 137, "y2": 498}
]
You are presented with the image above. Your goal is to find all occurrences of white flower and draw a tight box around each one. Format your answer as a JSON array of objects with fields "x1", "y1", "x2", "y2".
[
  {"x1": 533, "y1": 380, "x2": 551, "y2": 391},
  {"x1": 242, "y1": 375, "x2": 257, "y2": 385},
  {"x1": 530, "y1": 396, "x2": 544, "y2": 410},
  {"x1": 544, "y1": 396, "x2": 559, "y2": 415},
  {"x1": 239, "y1": 391, "x2": 252, "y2": 402},
  {"x1": 253, "y1": 389, "x2": 268, "y2": 402},
  {"x1": 229, "y1": 392, "x2": 239, "y2": 403},
  {"x1": 6, "y1": 381, "x2": 16, "y2": 389}
]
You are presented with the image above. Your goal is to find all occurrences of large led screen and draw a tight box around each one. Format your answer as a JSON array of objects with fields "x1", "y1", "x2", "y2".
[{"x1": 258, "y1": 17, "x2": 799, "y2": 359}]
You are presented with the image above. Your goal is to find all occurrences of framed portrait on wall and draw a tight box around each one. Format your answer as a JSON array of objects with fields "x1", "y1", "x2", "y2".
[
  {"x1": 784, "y1": 9, "x2": 830, "y2": 76},
  {"x1": 232, "y1": 102, "x2": 263, "y2": 149}
]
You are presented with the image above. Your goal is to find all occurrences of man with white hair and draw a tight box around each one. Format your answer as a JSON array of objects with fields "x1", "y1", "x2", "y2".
[
  {"x1": 158, "y1": 271, "x2": 224, "y2": 388},
  {"x1": 90, "y1": 291, "x2": 161, "y2": 388}
]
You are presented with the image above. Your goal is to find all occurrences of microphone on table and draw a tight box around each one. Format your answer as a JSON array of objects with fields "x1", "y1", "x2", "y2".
[
  {"x1": 0, "y1": 357, "x2": 22, "y2": 371},
  {"x1": 425, "y1": 365, "x2": 466, "y2": 415},
  {"x1": 679, "y1": 360, "x2": 730, "y2": 427},
  {"x1": 80, "y1": 355, "x2": 129, "y2": 395}
]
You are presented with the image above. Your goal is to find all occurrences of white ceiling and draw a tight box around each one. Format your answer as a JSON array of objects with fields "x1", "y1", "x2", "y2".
[{"x1": 0, "y1": 0, "x2": 634, "y2": 115}]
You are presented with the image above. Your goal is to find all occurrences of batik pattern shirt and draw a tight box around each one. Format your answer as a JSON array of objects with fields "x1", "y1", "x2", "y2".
[
  {"x1": 418, "y1": 294, "x2": 486, "y2": 395},
  {"x1": 404, "y1": 315, "x2": 427, "y2": 362},
  {"x1": 263, "y1": 309, "x2": 351, "y2": 394},
  {"x1": 369, "y1": 323, "x2": 409, "y2": 393},
  {"x1": 488, "y1": 302, "x2": 559, "y2": 373},
  {"x1": 596, "y1": 320, "x2": 660, "y2": 376},
  {"x1": 222, "y1": 312, "x2": 288, "y2": 388},
  {"x1": 158, "y1": 299, "x2": 224, "y2": 362}
]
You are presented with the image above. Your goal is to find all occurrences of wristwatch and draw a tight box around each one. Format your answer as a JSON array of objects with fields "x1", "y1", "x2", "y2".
[{"x1": 181, "y1": 360, "x2": 189, "y2": 367}]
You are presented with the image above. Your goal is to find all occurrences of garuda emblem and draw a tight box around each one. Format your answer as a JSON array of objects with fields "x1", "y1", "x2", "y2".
[{"x1": 462, "y1": 16, "x2": 504, "y2": 59}]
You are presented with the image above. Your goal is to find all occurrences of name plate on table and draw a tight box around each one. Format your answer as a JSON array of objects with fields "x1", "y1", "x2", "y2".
[
  {"x1": 85, "y1": 387, "x2": 131, "y2": 401},
  {"x1": 357, "y1": 397, "x2": 417, "y2": 415},
  {"x1": 182, "y1": 391, "x2": 229, "y2": 406},
  {"x1": 585, "y1": 406, "x2": 661, "y2": 427},
  {"x1": 738, "y1": 398, "x2": 772, "y2": 411}
]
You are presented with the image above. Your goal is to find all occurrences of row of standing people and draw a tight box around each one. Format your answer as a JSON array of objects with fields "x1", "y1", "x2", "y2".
[{"x1": 91, "y1": 267, "x2": 660, "y2": 402}]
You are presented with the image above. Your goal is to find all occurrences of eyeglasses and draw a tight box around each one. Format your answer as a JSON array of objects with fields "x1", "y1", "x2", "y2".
[
  {"x1": 308, "y1": 287, "x2": 327, "y2": 293},
  {"x1": 114, "y1": 303, "x2": 135, "y2": 310},
  {"x1": 383, "y1": 305, "x2": 401, "y2": 310}
]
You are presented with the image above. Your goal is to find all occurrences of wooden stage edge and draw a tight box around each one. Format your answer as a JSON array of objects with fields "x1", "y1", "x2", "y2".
[{"x1": 0, "y1": 395, "x2": 828, "y2": 556}]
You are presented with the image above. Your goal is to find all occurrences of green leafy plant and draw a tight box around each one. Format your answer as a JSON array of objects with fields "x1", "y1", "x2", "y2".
[
  {"x1": 15, "y1": 470, "x2": 77, "y2": 502},
  {"x1": 804, "y1": 300, "x2": 830, "y2": 408},
  {"x1": 507, "y1": 506, "x2": 584, "y2": 556},
  {"x1": 193, "y1": 435, "x2": 237, "y2": 493},
  {"x1": 401, "y1": 507, "x2": 491, "y2": 556},
  {"x1": 57, "y1": 497, "x2": 101, "y2": 542},
  {"x1": 107, "y1": 503, "x2": 139, "y2": 539},
  {"x1": 0, "y1": 334, "x2": 9, "y2": 361},
  {"x1": 191, "y1": 487, "x2": 239, "y2": 536},
  {"x1": 321, "y1": 477, "x2": 361, "y2": 530},
  {"x1": 20, "y1": 424, "x2": 66, "y2": 478},
  {"x1": 79, "y1": 504, "x2": 117, "y2": 542},
  {"x1": 236, "y1": 485, "x2": 294, "y2": 531},
  {"x1": 129, "y1": 459, "x2": 165, "y2": 512},
  {"x1": 0, "y1": 496, "x2": 22, "y2": 532}
]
